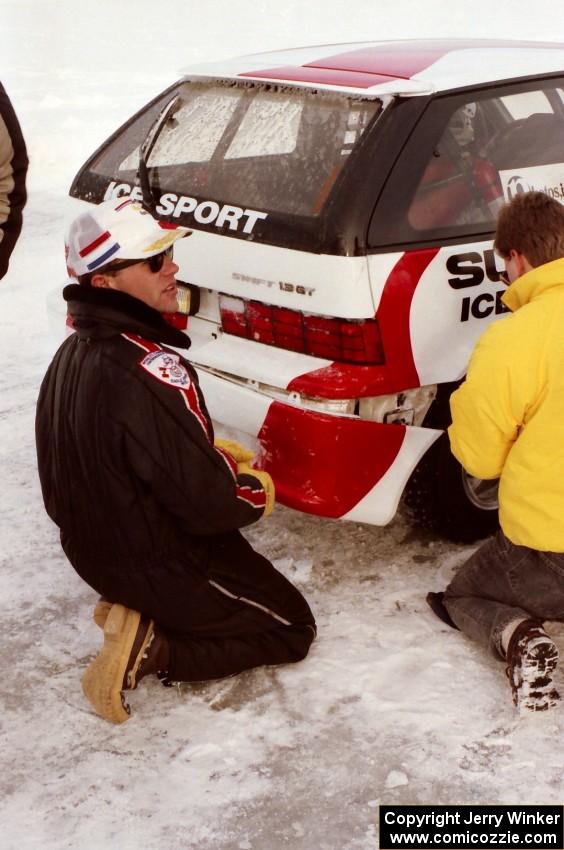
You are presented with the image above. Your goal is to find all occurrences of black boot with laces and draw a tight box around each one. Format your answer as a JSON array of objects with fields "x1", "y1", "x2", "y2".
[{"x1": 505, "y1": 620, "x2": 560, "y2": 712}]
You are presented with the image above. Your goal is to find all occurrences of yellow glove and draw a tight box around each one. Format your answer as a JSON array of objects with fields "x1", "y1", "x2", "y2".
[
  {"x1": 237, "y1": 462, "x2": 275, "y2": 517},
  {"x1": 214, "y1": 437, "x2": 256, "y2": 464}
]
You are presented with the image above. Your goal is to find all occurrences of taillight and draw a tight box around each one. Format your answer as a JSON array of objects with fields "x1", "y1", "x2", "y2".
[
  {"x1": 162, "y1": 283, "x2": 201, "y2": 331},
  {"x1": 219, "y1": 295, "x2": 384, "y2": 365},
  {"x1": 162, "y1": 312, "x2": 188, "y2": 330}
]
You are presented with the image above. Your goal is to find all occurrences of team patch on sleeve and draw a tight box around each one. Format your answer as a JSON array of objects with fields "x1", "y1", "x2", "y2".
[{"x1": 139, "y1": 350, "x2": 191, "y2": 389}]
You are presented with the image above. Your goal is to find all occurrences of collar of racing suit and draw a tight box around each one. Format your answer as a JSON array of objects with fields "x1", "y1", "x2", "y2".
[{"x1": 63, "y1": 283, "x2": 191, "y2": 350}]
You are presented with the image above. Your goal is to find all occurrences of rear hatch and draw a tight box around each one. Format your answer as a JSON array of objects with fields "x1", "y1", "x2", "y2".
[
  {"x1": 70, "y1": 79, "x2": 390, "y2": 395},
  {"x1": 71, "y1": 79, "x2": 386, "y2": 248}
]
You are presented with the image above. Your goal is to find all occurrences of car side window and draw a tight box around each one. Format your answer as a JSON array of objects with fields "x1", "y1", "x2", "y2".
[
  {"x1": 369, "y1": 80, "x2": 564, "y2": 248},
  {"x1": 408, "y1": 100, "x2": 502, "y2": 231}
]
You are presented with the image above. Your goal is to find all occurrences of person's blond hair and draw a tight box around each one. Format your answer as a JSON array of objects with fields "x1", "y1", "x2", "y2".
[{"x1": 494, "y1": 191, "x2": 564, "y2": 267}]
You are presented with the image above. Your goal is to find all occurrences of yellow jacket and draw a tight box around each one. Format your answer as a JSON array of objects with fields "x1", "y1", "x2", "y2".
[{"x1": 448, "y1": 257, "x2": 564, "y2": 551}]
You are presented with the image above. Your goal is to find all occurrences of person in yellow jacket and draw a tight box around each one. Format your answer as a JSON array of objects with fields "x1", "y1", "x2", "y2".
[{"x1": 435, "y1": 191, "x2": 564, "y2": 712}]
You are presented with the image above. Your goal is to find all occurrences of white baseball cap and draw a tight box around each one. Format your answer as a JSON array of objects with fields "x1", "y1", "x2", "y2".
[{"x1": 66, "y1": 196, "x2": 191, "y2": 278}]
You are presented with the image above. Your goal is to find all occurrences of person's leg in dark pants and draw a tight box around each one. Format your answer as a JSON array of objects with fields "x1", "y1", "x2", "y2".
[
  {"x1": 163, "y1": 531, "x2": 316, "y2": 682},
  {"x1": 444, "y1": 531, "x2": 531, "y2": 658},
  {"x1": 442, "y1": 530, "x2": 564, "y2": 710},
  {"x1": 84, "y1": 531, "x2": 316, "y2": 722},
  {"x1": 444, "y1": 530, "x2": 564, "y2": 657}
]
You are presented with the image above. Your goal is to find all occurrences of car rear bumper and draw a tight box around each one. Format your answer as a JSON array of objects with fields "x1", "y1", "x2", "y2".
[{"x1": 197, "y1": 368, "x2": 441, "y2": 524}]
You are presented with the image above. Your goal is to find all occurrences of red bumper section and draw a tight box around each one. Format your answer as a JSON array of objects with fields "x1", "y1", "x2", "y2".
[{"x1": 255, "y1": 401, "x2": 406, "y2": 518}]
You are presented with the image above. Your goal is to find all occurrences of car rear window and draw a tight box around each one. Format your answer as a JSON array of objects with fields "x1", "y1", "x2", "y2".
[{"x1": 89, "y1": 80, "x2": 383, "y2": 218}]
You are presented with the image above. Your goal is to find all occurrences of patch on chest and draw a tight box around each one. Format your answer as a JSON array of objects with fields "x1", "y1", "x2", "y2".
[{"x1": 139, "y1": 350, "x2": 191, "y2": 389}]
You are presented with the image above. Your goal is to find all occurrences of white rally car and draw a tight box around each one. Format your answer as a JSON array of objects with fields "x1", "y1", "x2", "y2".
[{"x1": 65, "y1": 38, "x2": 564, "y2": 542}]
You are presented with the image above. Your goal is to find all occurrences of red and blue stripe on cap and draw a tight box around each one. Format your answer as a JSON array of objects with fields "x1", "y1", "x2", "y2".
[
  {"x1": 79, "y1": 229, "x2": 121, "y2": 271},
  {"x1": 77, "y1": 200, "x2": 136, "y2": 271}
]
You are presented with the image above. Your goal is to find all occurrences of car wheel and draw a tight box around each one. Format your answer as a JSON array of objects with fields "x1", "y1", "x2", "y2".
[
  {"x1": 460, "y1": 469, "x2": 499, "y2": 511},
  {"x1": 402, "y1": 392, "x2": 499, "y2": 543}
]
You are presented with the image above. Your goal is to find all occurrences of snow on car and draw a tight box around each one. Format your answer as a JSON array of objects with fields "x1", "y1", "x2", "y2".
[{"x1": 65, "y1": 38, "x2": 564, "y2": 542}]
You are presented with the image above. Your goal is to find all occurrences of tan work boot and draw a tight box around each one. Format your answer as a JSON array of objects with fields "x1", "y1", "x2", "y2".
[
  {"x1": 82, "y1": 604, "x2": 159, "y2": 724},
  {"x1": 92, "y1": 598, "x2": 112, "y2": 629}
]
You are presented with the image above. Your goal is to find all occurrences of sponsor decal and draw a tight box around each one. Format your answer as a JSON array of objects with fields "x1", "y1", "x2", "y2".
[
  {"x1": 445, "y1": 249, "x2": 510, "y2": 322},
  {"x1": 104, "y1": 182, "x2": 268, "y2": 233},
  {"x1": 142, "y1": 232, "x2": 180, "y2": 253},
  {"x1": 459, "y1": 289, "x2": 509, "y2": 322},
  {"x1": 139, "y1": 350, "x2": 191, "y2": 388},
  {"x1": 446, "y1": 249, "x2": 503, "y2": 288},
  {"x1": 499, "y1": 163, "x2": 564, "y2": 204}
]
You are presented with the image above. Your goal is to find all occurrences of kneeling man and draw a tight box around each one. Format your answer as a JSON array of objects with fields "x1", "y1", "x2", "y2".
[{"x1": 36, "y1": 197, "x2": 316, "y2": 723}]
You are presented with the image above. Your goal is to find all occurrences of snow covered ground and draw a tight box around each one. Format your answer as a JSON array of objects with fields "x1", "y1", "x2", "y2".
[{"x1": 3, "y1": 2, "x2": 564, "y2": 848}]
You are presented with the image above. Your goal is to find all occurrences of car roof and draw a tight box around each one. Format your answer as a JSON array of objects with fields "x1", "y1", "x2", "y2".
[{"x1": 181, "y1": 39, "x2": 564, "y2": 96}]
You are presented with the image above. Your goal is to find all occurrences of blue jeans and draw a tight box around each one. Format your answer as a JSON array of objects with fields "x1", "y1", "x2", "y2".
[{"x1": 444, "y1": 530, "x2": 564, "y2": 659}]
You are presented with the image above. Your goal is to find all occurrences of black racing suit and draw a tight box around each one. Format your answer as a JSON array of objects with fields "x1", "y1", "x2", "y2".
[{"x1": 36, "y1": 285, "x2": 315, "y2": 682}]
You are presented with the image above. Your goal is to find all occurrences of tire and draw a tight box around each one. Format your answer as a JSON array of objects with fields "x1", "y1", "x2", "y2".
[{"x1": 402, "y1": 388, "x2": 499, "y2": 544}]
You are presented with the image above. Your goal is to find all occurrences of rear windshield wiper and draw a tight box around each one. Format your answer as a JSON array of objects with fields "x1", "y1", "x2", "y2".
[{"x1": 138, "y1": 94, "x2": 180, "y2": 215}]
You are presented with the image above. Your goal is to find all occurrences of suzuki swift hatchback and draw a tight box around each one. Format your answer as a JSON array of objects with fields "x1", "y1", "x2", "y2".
[{"x1": 66, "y1": 38, "x2": 564, "y2": 541}]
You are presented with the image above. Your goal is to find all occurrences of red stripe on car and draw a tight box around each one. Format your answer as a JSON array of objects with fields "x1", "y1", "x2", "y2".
[
  {"x1": 375, "y1": 248, "x2": 440, "y2": 390},
  {"x1": 288, "y1": 248, "x2": 440, "y2": 398},
  {"x1": 257, "y1": 402, "x2": 405, "y2": 518},
  {"x1": 239, "y1": 40, "x2": 542, "y2": 87},
  {"x1": 305, "y1": 44, "x2": 454, "y2": 78},
  {"x1": 239, "y1": 65, "x2": 396, "y2": 89}
]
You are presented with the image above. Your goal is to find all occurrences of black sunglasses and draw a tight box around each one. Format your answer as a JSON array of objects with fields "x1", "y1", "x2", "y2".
[{"x1": 106, "y1": 245, "x2": 174, "y2": 275}]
